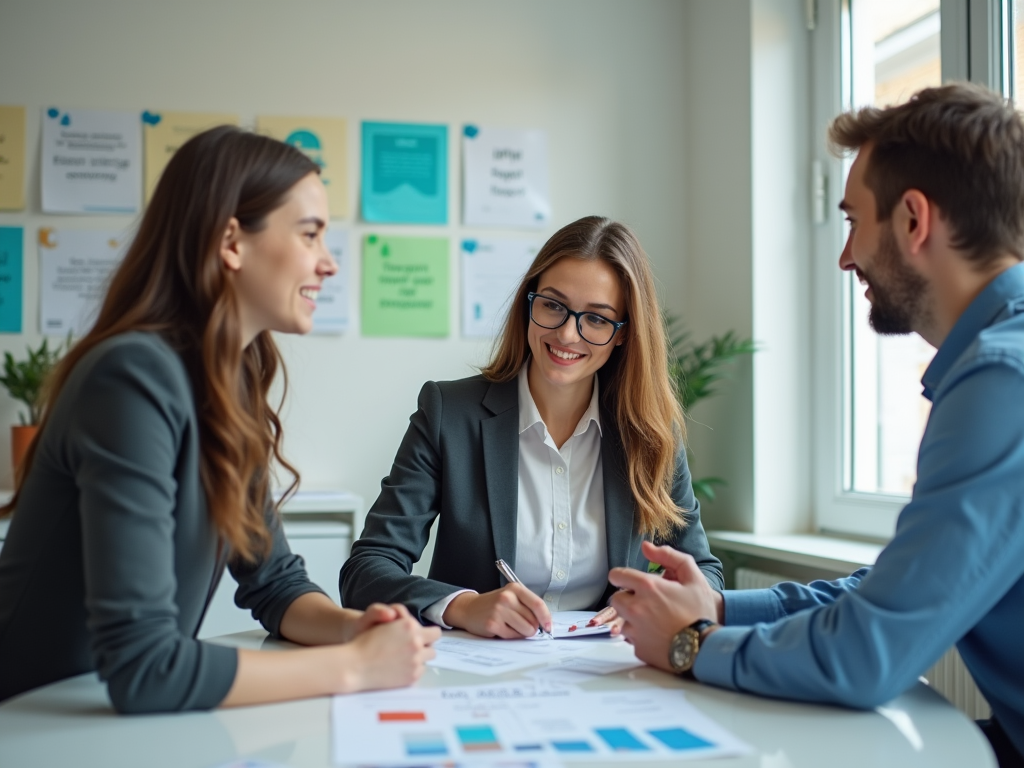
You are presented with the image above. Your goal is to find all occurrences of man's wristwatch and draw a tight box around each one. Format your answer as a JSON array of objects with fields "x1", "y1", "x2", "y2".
[{"x1": 668, "y1": 619, "x2": 718, "y2": 675}]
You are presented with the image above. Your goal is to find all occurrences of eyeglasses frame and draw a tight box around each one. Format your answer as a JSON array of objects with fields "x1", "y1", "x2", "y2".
[{"x1": 526, "y1": 291, "x2": 627, "y2": 346}]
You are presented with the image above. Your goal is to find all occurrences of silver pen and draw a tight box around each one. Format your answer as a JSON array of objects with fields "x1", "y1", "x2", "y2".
[{"x1": 495, "y1": 558, "x2": 554, "y2": 640}]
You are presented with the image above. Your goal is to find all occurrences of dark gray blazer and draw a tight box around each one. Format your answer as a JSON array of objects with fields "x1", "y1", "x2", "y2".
[
  {"x1": 341, "y1": 374, "x2": 723, "y2": 620},
  {"x1": 0, "y1": 332, "x2": 323, "y2": 712}
]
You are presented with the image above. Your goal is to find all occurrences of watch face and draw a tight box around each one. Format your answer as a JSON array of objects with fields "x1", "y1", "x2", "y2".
[{"x1": 669, "y1": 629, "x2": 699, "y2": 673}]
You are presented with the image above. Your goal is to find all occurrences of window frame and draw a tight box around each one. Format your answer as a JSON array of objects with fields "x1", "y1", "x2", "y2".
[{"x1": 809, "y1": 0, "x2": 1009, "y2": 539}]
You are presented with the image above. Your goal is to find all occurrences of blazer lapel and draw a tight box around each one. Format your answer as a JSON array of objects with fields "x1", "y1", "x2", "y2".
[
  {"x1": 481, "y1": 379, "x2": 520, "y2": 570},
  {"x1": 602, "y1": 416, "x2": 641, "y2": 570}
]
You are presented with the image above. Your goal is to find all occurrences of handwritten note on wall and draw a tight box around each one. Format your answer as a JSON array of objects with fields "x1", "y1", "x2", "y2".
[
  {"x1": 0, "y1": 106, "x2": 25, "y2": 211},
  {"x1": 38, "y1": 228, "x2": 126, "y2": 335},
  {"x1": 362, "y1": 234, "x2": 448, "y2": 337},
  {"x1": 41, "y1": 108, "x2": 141, "y2": 214},
  {"x1": 463, "y1": 125, "x2": 550, "y2": 229},
  {"x1": 142, "y1": 110, "x2": 238, "y2": 204}
]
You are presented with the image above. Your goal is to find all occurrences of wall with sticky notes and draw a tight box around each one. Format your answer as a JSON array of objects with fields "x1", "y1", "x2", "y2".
[{"x1": 0, "y1": 0, "x2": 693, "y2": 540}]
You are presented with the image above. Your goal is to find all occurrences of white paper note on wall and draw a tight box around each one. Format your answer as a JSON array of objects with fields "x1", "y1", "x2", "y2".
[
  {"x1": 462, "y1": 125, "x2": 550, "y2": 229},
  {"x1": 461, "y1": 238, "x2": 539, "y2": 338},
  {"x1": 313, "y1": 228, "x2": 350, "y2": 334},
  {"x1": 41, "y1": 108, "x2": 142, "y2": 214},
  {"x1": 38, "y1": 228, "x2": 125, "y2": 336}
]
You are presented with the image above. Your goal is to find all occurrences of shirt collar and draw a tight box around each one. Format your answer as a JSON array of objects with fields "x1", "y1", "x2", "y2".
[
  {"x1": 921, "y1": 262, "x2": 1024, "y2": 399},
  {"x1": 517, "y1": 361, "x2": 603, "y2": 438}
]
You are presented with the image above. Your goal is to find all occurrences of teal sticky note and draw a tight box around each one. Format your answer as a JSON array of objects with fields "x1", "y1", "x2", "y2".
[
  {"x1": 0, "y1": 227, "x2": 23, "y2": 333},
  {"x1": 361, "y1": 122, "x2": 448, "y2": 224}
]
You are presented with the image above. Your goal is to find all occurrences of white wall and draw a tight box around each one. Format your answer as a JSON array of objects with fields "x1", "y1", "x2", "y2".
[
  {"x1": 0, "y1": 1, "x2": 691, "y2": 538},
  {"x1": 682, "y1": 0, "x2": 813, "y2": 533}
]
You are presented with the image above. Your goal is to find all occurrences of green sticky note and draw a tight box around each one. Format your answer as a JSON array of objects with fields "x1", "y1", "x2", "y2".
[{"x1": 361, "y1": 234, "x2": 449, "y2": 337}]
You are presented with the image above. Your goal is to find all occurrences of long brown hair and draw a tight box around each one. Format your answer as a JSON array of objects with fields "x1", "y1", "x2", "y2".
[
  {"x1": 1, "y1": 125, "x2": 319, "y2": 562},
  {"x1": 481, "y1": 216, "x2": 686, "y2": 538}
]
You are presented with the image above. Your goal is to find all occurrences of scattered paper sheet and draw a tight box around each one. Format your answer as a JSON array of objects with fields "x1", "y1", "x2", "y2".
[
  {"x1": 361, "y1": 234, "x2": 449, "y2": 337},
  {"x1": 361, "y1": 122, "x2": 448, "y2": 224},
  {"x1": 142, "y1": 110, "x2": 238, "y2": 204},
  {"x1": 547, "y1": 611, "x2": 611, "y2": 638},
  {"x1": 428, "y1": 634, "x2": 586, "y2": 676},
  {"x1": 258, "y1": 115, "x2": 348, "y2": 219},
  {"x1": 331, "y1": 682, "x2": 752, "y2": 765},
  {"x1": 0, "y1": 227, "x2": 23, "y2": 332},
  {"x1": 460, "y1": 238, "x2": 538, "y2": 338},
  {"x1": 312, "y1": 228, "x2": 350, "y2": 334},
  {"x1": 41, "y1": 107, "x2": 141, "y2": 214},
  {"x1": 462, "y1": 125, "x2": 550, "y2": 229},
  {"x1": 38, "y1": 228, "x2": 126, "y2": 335},
  {"x1": 0, "y1": 105, "x2": 26, "y2": 210}
]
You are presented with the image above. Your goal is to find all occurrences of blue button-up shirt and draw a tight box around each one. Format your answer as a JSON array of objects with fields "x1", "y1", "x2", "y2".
[{"x1": 694, "y1": 263, "x2": 1024, "y2": 756}]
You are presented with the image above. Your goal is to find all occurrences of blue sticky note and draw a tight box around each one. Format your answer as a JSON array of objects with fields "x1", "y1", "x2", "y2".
[
  {"x1": 361, "y1": 122, "x2": 448, "y2": 224},
  {"x1": 0, "y1": 227, "x2": 23, "y2": 333}
]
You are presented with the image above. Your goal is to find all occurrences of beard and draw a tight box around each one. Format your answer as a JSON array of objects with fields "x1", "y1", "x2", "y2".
[{"x1": 862, "y1": 224, "x2": 928, "y2": 336}]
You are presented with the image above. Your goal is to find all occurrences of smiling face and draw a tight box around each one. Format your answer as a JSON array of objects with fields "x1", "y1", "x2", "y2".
[
  {"x1": 225, "y1": 172, "x2": 337, "y2": 345},
  {"x1": 839, "y1": 146, "x2": 928, "y2": 335},
  {"x1": 527, "y1": 256, "x2": 626, "y2": 391}
]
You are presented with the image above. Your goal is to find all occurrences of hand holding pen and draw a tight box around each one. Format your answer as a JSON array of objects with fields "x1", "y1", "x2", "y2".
[
  {"x1": 495, "y1": 559, "x2": 554, "y2": 640},
  {"x1": 440, "y1": 560, "x2": 554, "y2": 639}
]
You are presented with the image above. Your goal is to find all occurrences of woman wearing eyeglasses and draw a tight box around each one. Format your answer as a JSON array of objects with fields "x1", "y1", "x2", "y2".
[{"x1": 341, "y1": 216, "x2": 723, "y2": 638}]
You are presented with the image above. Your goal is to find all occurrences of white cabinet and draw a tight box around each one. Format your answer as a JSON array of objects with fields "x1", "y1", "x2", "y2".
[{"x1": 197, "y1": 490, "x2": 362, "y2": 639}]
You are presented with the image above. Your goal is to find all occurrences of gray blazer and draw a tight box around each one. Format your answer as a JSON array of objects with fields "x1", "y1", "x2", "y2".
[
  {"x1": 341, "y1": 374, "x2": 723, "y2": 620},
  {"x1": 0, "y1": 333, "x2": 324, "y2": 712}
]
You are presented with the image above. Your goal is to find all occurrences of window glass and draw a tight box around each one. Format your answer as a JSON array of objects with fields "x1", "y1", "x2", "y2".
[{"x1": 845, "y1": 0, "x2": 940, "y2": 496}]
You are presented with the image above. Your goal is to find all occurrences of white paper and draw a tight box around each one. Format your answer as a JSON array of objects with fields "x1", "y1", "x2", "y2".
[
  {"x1": 39, "y1": 228, "x2": 126, "y2": 335},
  {"x1": 41, "y1": 107, "x2": 142, "y2": 214},
  {"x1": 522, "y1": 655, "x2": 645, "y2": 684},
  {"x1": 331, "y1": 683, "x2": 752, "y2": 765},
  {"x1": 428, "y1": 634, "x2": 584, "y2": 676},
  {"x1": 547, "y1": 611, "x2": 612, "y2": 638},
  {"x1": 461, "y1": 238, "x2": 538, "y2": 338},
  {"x1": 462, "y1": 126, "x2": 550, "y2": 229},
  {"x1": 313, "y1": 228, "x2": 350, "y2": 334}
]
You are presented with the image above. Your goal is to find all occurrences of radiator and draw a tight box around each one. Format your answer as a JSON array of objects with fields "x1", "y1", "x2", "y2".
[{"x1": 733, "y1": 567, "x2": 991, "y2": 720}]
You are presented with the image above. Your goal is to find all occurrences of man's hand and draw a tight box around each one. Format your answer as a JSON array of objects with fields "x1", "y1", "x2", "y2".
[
  {"x1": 443, "y1": 584, "x2": 553, "y2": 639},
  {"x1": 609, "y1": 541, "x2": 724, "y2": 672}
]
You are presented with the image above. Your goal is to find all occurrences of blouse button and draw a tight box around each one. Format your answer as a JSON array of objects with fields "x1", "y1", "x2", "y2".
[
  {"x1": 558, "y1": 522, "x2": 567, "y2": 531},
  {"x1": 555, "y1": 466, "x2": 565, "y2": 475}
]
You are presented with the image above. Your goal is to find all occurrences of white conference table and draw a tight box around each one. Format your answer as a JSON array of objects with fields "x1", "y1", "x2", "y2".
[{"x1": 0, "y1": 629, "x2": 995, "y2": 768}]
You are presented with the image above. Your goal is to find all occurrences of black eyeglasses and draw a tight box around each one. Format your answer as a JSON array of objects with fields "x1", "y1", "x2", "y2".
[{"x1": 527, "y1": 292, "x2": 627, "y2": 346}]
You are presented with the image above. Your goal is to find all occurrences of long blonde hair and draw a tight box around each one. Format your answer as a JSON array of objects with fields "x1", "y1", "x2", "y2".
[{"x1": 482, "y1": 216, "x2": 686, "y2": 538}]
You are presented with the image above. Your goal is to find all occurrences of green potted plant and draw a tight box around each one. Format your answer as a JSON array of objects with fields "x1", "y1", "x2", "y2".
[
  {"x1": 665, "y1": 313, "x2": 757, "y2": 503},
  {"x1": 0, "y1": 336, "x2": 71, "y2": 474}
]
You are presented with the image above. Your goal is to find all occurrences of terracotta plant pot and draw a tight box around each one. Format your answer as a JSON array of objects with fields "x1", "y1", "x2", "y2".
[{"x1": 11, "y1": 425, "x2": 39, "y2": 477}]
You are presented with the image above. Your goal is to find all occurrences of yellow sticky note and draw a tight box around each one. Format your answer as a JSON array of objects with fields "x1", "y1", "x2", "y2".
[
  {"x1": 0, "y1": 106, "x2": 26, "y2": 211},
  {"x1": 142, "y1": 110, "x2": 238, "y2": 204},
  {"x1": 257, "y1": 116, "x2": 348, "y2": 219}
]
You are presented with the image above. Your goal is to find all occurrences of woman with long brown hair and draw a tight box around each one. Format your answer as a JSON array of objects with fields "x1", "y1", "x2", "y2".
[
  {"x1": 342, "y1": 216, "x2": 722, "y2": 638},
  {"x1": 0, "y1": 126, "x2": 438, "y2": 712}
]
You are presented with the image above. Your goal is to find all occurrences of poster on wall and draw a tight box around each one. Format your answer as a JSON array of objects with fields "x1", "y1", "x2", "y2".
[
  {"x1": 361, "y1": 122, "x2": 447, "y2": 224},
  {"x1": 258, "y1": 116, "x2": 348, "y2": 219},
  {"x1": 0, "y1": 227, "x2": 23, "y2": 333},
  {"x1": 0, "y1": 106, "x2": 26, "y2": 211},
  {"x1": 312, "y1": 228, "x2": 350, "y2": 335},
  {"x1": 41, "y1": 108, "x2": 142, "y2": 214},
  {"x1": 142, "y1": 110, "x2": 238, "y2": 204},
  {"x1": 461, "y1": 238, "x2": 538, "y2": 338},
  {"x1": 361, "y1": 234, "x2": 448, "y2": 337},
  {"x1": 38, "y1": 228, "x2": 126, "y2": 335},
  {"x1": 462, "y1": 125, "x2": 550, "y2": 229}
]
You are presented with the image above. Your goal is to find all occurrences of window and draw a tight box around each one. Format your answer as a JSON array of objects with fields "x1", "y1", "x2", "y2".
[
  {"x1": 812, "y1": 0, "x2": 1010, "y2": 538},
  {"x1": 845, "y1": 0, "x2": 940, "y2": 499}
]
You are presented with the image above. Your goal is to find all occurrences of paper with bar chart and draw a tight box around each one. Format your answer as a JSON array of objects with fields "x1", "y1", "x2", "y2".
[{"x1": 330, "y1": 682, "x2": 751, "y2": 765}]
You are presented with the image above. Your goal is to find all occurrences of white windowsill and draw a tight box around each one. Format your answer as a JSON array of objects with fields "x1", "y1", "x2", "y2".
[{"x1": 707, "y1": 530, "x2": 883, "y2": 573}]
